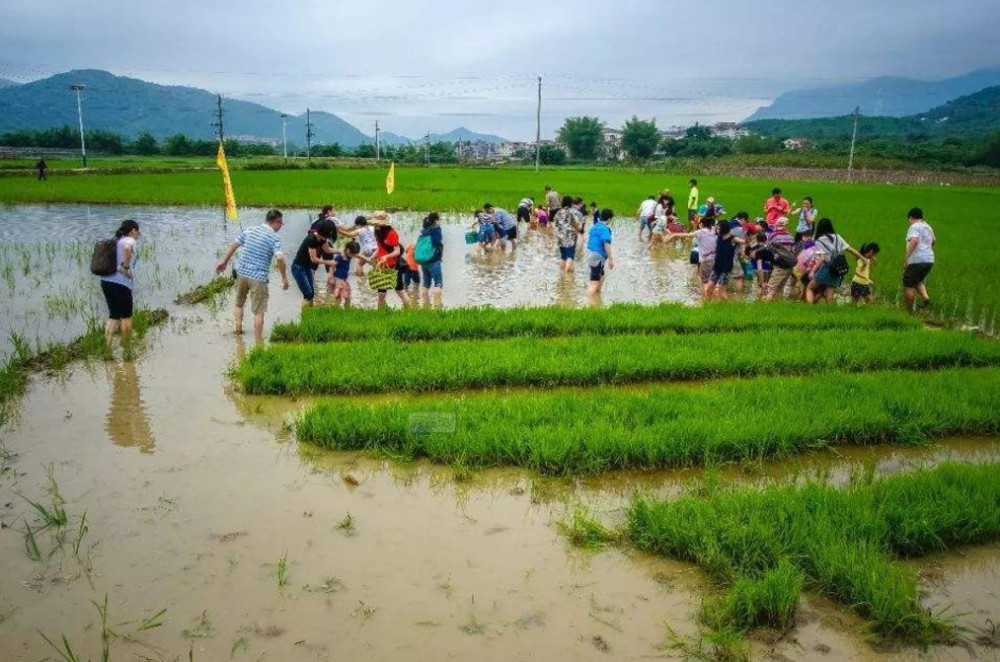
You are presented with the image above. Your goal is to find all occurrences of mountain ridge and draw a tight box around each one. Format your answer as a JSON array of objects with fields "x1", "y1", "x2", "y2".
[
  {"x1": 745, "y1": 67, "x2": 1000, "y2": 122},
  {"x1": 0, "y1": 69, "x2": 507, "y2": 146}
]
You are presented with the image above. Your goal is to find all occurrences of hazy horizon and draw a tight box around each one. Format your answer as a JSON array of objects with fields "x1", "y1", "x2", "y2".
[{"x1": 2, "y1": 0, "x2": 999, "y2": 140}]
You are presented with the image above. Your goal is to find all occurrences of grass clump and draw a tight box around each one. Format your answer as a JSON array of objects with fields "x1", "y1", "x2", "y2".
[
  {"x1": 558, "y1": 508, "x2": 616, "y2": 549},
  {"x1": 175, "y1": 276, "x2": 234, "y2": 305},
  {"x1": 296, "y1": 367, "x2": 1000, "y2": 474},
  {"x1": 626, "y1": 462, "x2": 1000, "y2": 643},
  {"x1": 271, "y1": 302, "x2": 919, "y2": 343},
  {"x1": 239, "y1": 328, "x2": 1000, "y2": 396}
]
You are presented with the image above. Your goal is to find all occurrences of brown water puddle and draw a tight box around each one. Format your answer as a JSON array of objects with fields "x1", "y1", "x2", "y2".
[{"x1": 1, "y1": 303, "x2": 999, "y2": 661}]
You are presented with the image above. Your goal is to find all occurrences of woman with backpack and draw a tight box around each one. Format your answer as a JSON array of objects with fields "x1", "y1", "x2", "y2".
[
  {"x1": 416, "y1": 212, "x2": 444, "y2": 308},
  {"x1": 99, "y1": 219, "x2": 141, "y2": 347},
  {"x1": 369, "y1": 212, "x2": 412, "y2": 310},
  {"x1": 806, "y1": 217, "x2": 869, "y2": 305}
]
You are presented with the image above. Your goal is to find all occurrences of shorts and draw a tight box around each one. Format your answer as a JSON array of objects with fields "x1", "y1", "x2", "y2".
[
  {"x1": 517, "y1": 207, "x2": 531, "y2": 223},
  {"x1": 478, "y1": 227, "x2": 495, "y2": 243},
  {"x1": 814, "y1": 263, "x2": 844, "y2": 289},
  {"x1": 235, "y1": 276, "x2": 269, "y2": 314},
  {"x1": 500, "y1": 226, "x2": 517, "y2": 241},
  {"x1": 100, "y1": 280, "x2": 134, "y2": 320},
  {"x1": 559, "y1": 245, "x2": 576, "y2": 261},
  {"x1": 639, "y1": 216, "x2": 653, "y2": 231},
  {"x1": 377, "y1": 268, "x2": 406, "y2": 293},
  {"x1": 420, "y1": 260, "x2": 443, "y2": 288},
  {"x1": 690, "y1": 250, "x2": 700, "y2": 265},
  {"x1": 903, "y1": 262, "x2": 933, "y2": 288},
  {"x1": 731, "y1": 259, "x2": 744, "y2": 278},
  {"x1": 697, "y1": 257, "x2": 716, "y2": 284},
  {"x1": 710, "y1": 271, "x2": 730, "y2": 286},
  {"x1": 587, "y1": 252, "x2": 606, "y2": 281},
  {"x1": 850, "y1": 282, "x2": 872, "y2": 299},
  {"x1": 403, "y1": 268, "x2": 420, "y2": 288},
  {"x1": 291, "y1": 263, "x2": 316, "y2": 301}
]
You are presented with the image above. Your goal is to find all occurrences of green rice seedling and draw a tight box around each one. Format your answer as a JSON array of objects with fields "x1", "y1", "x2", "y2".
[
  {"x1": 37, "y1": 631, "x2": 83, "y2": 662},
  {"x1": 625, "y1": 462, "x2": 1000, "y2": 644},
  {"x1": 230, "y1": 635, "x2": 249, "y2": 657},
  {"x1": 181, "y1": 610, "x2": 213, "y2": 639},
  {"x1": 336, "y1": 513, "x2": 355, "y2": 533},
  {"x1": 72, "y1": 510, "x2": 88, "y2": 558},
  {"x1": 174, "y1": 276, "x2": 234, "y2": 305},
  {"x1": 275, "y1": 552, "x2": 290, "y2": 589},
  {"x1": 23, "y1": 519, "x2": 41, "y2": 561},
  {"x1": 240, "y1": 328, "x2": 1000, "y2": 396},
  {"x1": 297, "y1": 367, "x2": 1000, "y2": 474},
  {"x1": 557, "y1": 508, "x2": 616, "y2": 550},
  {"x1": 272, "y1": 302, "x2": 920, "y2": 343}
]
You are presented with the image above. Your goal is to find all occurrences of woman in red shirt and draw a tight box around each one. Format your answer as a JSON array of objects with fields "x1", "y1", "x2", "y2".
[{"x1": 370, "y1": 212, "x2": 413, "y2": 309}]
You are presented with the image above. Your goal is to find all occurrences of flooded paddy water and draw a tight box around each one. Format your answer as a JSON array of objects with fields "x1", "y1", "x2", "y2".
[{"x1": 1, "y1": 204, "x2": 999, "y2": 661}]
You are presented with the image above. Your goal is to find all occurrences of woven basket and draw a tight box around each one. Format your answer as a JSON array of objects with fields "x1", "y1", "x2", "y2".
[{"x1": 367, "y1": 267, "x2": 398, "y2": 291}]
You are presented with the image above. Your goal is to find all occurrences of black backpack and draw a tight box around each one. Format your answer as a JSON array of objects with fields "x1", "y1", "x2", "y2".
[
  {"x1": 820, "y1": 237, "x2": 850, "y2": 278},
  {"x1": 770, "y1": 243, "x2": 797, "y2": 269},
  {"x1": 90, "y1": 238, "x2": 118, "y2": 276}
]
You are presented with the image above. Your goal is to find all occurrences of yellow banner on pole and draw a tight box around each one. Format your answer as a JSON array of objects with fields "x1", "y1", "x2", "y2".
[
  {"x1": 386, "y1": 161, "x2": 395, "y2": 195},
  {"x1": 216, "y1": 142, "x2": 238, "y2": 220}
]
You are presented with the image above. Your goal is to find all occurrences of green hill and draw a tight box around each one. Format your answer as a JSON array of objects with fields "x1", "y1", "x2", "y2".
[{"x1": 745, "y1": 85, "x2": 1000, "y2": 140}]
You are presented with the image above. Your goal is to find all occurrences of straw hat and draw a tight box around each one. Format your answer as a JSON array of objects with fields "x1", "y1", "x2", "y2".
[{"x1": 368, "y1": 211, "x2": 392, "y2": 227}]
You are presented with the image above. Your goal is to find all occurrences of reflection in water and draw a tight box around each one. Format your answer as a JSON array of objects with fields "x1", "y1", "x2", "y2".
[{"x1": 104, "y1": 361, "x2": 155, "y2": 453}]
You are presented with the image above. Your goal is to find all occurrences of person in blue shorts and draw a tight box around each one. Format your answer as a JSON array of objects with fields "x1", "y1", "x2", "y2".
[{"x1": 586, "y1": 209, "x2": 616, "y2": 297}]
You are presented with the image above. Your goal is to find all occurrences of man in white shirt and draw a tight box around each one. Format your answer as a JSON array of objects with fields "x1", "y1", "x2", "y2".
[
  {"x1": 636, "y1": 196, "x2": 657, "y2": 240},
  {"x1": 903, "y1": 207, "x2": 936, "y2": 312}
]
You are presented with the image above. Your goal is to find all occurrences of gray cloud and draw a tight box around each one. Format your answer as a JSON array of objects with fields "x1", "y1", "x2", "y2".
[{"x1": 1, "y1": 0, "x2": 997, "y2": 139}]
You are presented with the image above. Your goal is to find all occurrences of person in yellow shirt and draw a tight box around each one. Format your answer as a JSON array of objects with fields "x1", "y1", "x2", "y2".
[
  {"x1": 687, "y1": 178, "x2": 699, "y2": 228},
  {"x1": 850, "y1": 242, "x2": 880, "y2": 304}
]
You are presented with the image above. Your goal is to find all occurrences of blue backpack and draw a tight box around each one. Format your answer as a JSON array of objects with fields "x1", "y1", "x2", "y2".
[{"x1": 414, "y1": 234, "x2": 437, "y2": 264}]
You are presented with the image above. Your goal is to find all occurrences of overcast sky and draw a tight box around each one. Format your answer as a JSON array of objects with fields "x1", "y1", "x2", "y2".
[{"x1": 2, "y1": 0, "x2": 998, "y2": 139}]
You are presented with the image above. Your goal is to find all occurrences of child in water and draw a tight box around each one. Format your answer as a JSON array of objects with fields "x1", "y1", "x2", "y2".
[
  {"x1": 327, "y1": 240, "x2": 368, "y2": 308},
  {"x1": 850, "y1": 242, "x2": 880, "y2": 304},
  {"x1": 471, "y1": 208, "x2": 496, "y2": 252}
]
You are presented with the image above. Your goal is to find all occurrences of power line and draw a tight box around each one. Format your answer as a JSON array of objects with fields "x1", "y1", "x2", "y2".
[{"x1": 211, "y1": 93, "x2": 224, "y2": 142}]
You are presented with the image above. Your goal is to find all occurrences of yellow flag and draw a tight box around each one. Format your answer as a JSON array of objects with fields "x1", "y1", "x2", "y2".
[
  {"x1": 216, "y1": 142, "x2": 238, "y2": 220},
  {"x1": 385, "y1": 161, "x2": 395, "y2": 195}
]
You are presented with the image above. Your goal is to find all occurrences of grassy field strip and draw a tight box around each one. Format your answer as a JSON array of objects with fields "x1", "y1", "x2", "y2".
[
  {"x1": 624, "y1": 462, "x2": 1000, "y2": 644},
  {"x1": 271, "y1": 302, "x2": 921, "y2": 343},
  {"x1": 238, "y1": 328, "x2": 1000, "y2": 395},
  {"x1": 295, "y1": 367, "x2": 1000, "y2": 474}
]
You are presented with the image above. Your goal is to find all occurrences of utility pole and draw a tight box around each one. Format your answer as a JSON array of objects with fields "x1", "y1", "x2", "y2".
[
  {"x1": 535, "y1": 76, "x2": 542, "y2": 172},
  {"x1": 306, "y1": 108, "x2": 314, "y2": 162},
  {"x1": 280, "y1": 113, "x2": 288, "y2": 159},
  {"x1": 211, "y1": 94, "x2": 225, "y2": 143},
  {"x1": 69, "y1": 84, "x2": 87, "y2": 168},
  {"x1": 424, "y1": 132, "x2": 430, "y2": 165},
  {"x1": 847, "y1": 105, "x2": 860, "y2": 182},
  {"x1": 375, "y1": 121, "x2": 381, "y2": 162}
]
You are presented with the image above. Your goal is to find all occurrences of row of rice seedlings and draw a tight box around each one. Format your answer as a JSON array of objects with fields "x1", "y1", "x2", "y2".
[
  {"x1": 174, "y1": 275, "x2": 234, "y2": 305},
  {"x1": 622, "y1": 461, "x2": 1000, "y2": 644},
  {"x1": 271, "y1": 302, "x2": 921, "y2": 343},
  {"x1": 238, "y1": 328, "x2": 1000, "y2": 396},
  {"x1": 296, "y1": 366, "x2": 1000, "y2": 474}
]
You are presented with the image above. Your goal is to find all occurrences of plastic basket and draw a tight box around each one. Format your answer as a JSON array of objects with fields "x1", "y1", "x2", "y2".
[
  {"x1": 464, "y1": 231, "x2": 479, "y2": 245},
  {"x1": 367, "y1": 267, "x2": 398, "y2": 291}
]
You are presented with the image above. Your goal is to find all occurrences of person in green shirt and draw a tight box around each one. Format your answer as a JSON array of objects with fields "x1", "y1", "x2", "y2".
[{"x1": 687, "y1": 179, "x2": 700, "y2": 228}]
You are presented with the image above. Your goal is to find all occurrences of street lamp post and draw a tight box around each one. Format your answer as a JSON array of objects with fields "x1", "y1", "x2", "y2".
[
  {"x1": 69, "y1": 84, "x2": 87, "y2": 168},
  {"x1": 280, "y1": 113, "x2": 288, "y2": 159}
]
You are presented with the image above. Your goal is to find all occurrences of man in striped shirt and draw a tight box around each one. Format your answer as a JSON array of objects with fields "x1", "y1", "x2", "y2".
[{"x1": 216, "y1": 209, "x2": 290, "y2": 341}]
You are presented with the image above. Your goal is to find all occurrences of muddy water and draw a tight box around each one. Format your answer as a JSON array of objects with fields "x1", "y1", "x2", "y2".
[
  {"x1": 0, "y1": 204, "x2": 709, "y2": 359},
  {"x1": 1, "y1": 205, "x2": 999, "y2": 661}
]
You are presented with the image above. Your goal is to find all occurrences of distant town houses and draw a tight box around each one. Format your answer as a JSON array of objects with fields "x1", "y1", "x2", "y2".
[{"x1": 782, "y1": 138, "x2": 814, "y2": 150}]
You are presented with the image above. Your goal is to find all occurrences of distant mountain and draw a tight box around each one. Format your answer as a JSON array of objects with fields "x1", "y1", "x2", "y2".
[
  {"x1": 745, "y1": 67, "x2": 1000, "y2": 122},
  {"x1": 0, "y1": 77, "x2": 19, "y2": 89},
  {"x1": 379, "y1": 132, "x2": 414, "y2": 146},
  {"x1": 0, "y1": 69, "x2": 369, "y2": 147},
  {"x1": 430, "y1": 127, "x2": 505, "y2": 144},
  {"x1": 746, "y1": 86, "x2": 1000, "y2": 139}
]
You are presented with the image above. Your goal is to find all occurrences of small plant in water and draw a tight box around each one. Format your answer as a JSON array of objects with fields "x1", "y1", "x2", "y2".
[
  {"x1": 558, "y1": 508, "x2": 615, "y2": 550},
  {"x1": 275, "y1": 552, "x2": 290, "y2": 589},
  {"x1": 336, "y1": 513, "x2": 355, "y2": 533}
]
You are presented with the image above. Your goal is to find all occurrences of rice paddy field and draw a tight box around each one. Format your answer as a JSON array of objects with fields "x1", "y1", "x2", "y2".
[
  {"x1": 3, "y1": 164, "x2": 999, "y2": 325},
  {"x1": 1, "y1": 168, "x2": 1000, "y2": 661}
]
